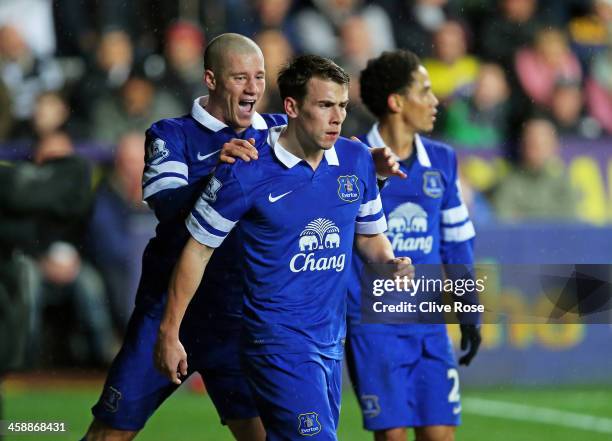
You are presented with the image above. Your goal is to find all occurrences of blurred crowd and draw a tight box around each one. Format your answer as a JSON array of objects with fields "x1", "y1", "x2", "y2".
[{"x1": 1, "y1": 0, "x2": 611, "y2": 368}]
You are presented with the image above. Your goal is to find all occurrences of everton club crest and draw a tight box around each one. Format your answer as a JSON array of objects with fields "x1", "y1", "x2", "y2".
[
  {"x1": 338, "y1": 175, "x2": 360, "y2": 202},
  {"x1": 298, "y1": 412, "x2": 321, "y2": 436},
  {"x1": 423, "y1": 171, "x2": 444, "y2": 198}
]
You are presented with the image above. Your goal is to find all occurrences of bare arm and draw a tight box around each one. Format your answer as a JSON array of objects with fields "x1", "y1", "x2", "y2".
[
  {"x1": 154, "y1": 237, "x2": 214, "y2": 384},
  {"x1": 355, "y1": 233, "x2": 413, "y2": 279},
  {"x1": 354, "y1": 233, "x2": 395, "y2": 264}
]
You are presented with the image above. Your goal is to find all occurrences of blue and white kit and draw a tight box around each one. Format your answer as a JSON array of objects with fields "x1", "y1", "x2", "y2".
[
  {"x1": 91, "y1": 97, "x2": 286, "y2": 430},
  {"x1": 187, "y1": 125, "x2": 386, "y2": 440},
  {"x1": 346, "y1": 124, "x2": 476, "y2": 430}
]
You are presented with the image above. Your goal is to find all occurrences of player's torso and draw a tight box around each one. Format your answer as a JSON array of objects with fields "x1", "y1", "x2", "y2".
[
  {"x1": 381, "y1": 160, "x2": 447, "y2": 264},
  {"x1": 139, "y1": 116, "x2": 273, "y2": 312},
  {"x1": 241, "y1": 145, "x2": 365, "y2": 299},
  {"x1": 237, "y1": 141, "x2": 370, "y2": 355}
]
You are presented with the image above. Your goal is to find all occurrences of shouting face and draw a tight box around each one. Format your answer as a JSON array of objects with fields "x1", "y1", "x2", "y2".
[{"x1": 206, "y1": 50, "x2": 266, "y2": 132}]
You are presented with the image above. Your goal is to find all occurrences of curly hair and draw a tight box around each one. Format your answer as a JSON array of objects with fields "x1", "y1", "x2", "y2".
[{"x1": 360, "y1": 50, "x2": 421, "y2": 118}]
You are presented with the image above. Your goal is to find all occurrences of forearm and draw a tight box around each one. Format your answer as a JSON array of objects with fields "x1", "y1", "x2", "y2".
[
  {"x1": 147, "y1": 179, "x2": 209, "y2": 222},
  {"x1": 354, "y1": 233, "x2": 395, "y2": 264},
  {"x1": 160, "y1": 237, "x2": 214, "y2": 336}
]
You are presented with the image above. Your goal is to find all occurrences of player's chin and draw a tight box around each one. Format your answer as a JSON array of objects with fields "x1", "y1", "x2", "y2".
[
  {"x1": 232, "y1": 114, "x2": 253, "y2": 130},
  {"x1": 320, "y1": 132, "x2": 339, "y2": 147}
]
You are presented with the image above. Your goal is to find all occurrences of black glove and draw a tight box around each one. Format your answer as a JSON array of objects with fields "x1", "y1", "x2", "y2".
[{"x1": 459, "y1": 324, "x2": 481, "y2": 366}]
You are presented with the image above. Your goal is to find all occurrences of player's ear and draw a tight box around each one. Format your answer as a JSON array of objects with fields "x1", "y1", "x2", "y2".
[
  {"x1": 388, "y1": 93, "x2": 402, "y2": 114},
  {"x1": 204, "y1": 69, "x2": 216, "y2": 90},
  {"x1": 284, "y1": 97, "x2": 299, "y2": 119}
]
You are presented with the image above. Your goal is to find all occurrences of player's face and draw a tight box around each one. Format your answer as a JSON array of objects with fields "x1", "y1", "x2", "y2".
[
  {"x1": 213, "y1": 51, "x2": 266, "y2": 131},
  {"x1": 400, "y1": 66, "x2": 438, "y2": 133},
  {"x1": 294, "y1": 77, "x2": 349, "y2": 150}
]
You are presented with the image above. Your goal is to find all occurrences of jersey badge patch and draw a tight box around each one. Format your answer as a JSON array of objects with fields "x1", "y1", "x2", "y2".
[
  {"x1": 297, "y1": 412, "x2": 321, "y2": 436},
  {"x1": 423, "y1": 171, "x2": 444, "y2": 198},
  {"x1": 147, "y1": 138, "x2": 170, "y2": 165},
  {"x1": 360, "y1": 394, "x2": 381, "y2": 418},
  {"x1": 338, "y1": 175, "x2": 360, "y2": 202},
  {"x1": 202, "y1": 176, "x2": 222, "y2": 202}
]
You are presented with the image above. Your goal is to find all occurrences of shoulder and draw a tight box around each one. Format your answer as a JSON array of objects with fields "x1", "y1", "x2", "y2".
[
  {"x1": 419, "y1": 135, "x2": 458, "y2": 167},
  {"x1": 146, "y1": 115, "x2": 192, "y2": 140},
  {"x1": 356, "y1": 133, "x2": 370, "y2": 146},
  {"x1": 335, "y1": 136, "x2": 371, "y2": 159},
  {"x1": 218, "y1": 143, "x2": 275, "y2": 185},
  {"x1": 261, "y1": 113, "x2": 288, "y2": 127}
]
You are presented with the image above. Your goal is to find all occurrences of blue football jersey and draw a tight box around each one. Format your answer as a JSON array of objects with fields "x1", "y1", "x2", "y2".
[
  {"x1": 186, "y1": 126, "x2": 386, "y2": 359},
  {"x1": 137, "y1": 96, "x2": 286, "y2": 327},
  {"x1": 347, "y1": 124, "x2": 476, "y2": 332}
]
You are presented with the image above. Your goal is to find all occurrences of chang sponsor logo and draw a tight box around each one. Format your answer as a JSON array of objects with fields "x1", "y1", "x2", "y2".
[
  {"x1": 289, "y1": 218, "x2": 346, "y2": 273},
  {"x1": 387, "y1": 202, "x2": 433, "y2": 253}
]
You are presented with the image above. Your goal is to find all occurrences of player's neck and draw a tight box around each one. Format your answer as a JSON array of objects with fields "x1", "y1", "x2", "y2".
[
  {"x1": 203, "y1": 99, "x2": 247, "y2": 134},
  {"x1": 378, "y1": 119, "x2": 415, "y2": 161},
  {"x1": 279, "y1": 124, "x2": 325, "y2": 170}
]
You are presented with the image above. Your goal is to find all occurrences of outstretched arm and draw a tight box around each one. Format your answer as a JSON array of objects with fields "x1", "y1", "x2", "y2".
[{"x1": 154, "y1": 237, "x2": 214, "y2": 384}]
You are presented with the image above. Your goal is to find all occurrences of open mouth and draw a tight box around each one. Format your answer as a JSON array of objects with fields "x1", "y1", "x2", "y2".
[{"x1": 238, "y1": 99, "x2": 256, "y2": 113}]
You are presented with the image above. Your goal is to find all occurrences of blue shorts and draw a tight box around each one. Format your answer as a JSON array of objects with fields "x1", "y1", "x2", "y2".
[
  {"x1": 242, "y1": 352, "x2": 342, "y2": 440},
  {"x1": 91, "y1": 305, "x2": 257, "y2": 431},
  {"x1": 346, "y1": 330, "x2": 461, "y2": 430}
]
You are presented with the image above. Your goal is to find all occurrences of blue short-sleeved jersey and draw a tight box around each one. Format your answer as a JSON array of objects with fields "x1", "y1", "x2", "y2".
[
  {"x1": 347, "y1": 124, "x2": 476, "y2": 334},
  {"x1": 137, "y1": 96, "x2": 286, "y2": 327},
  {"x1": 186, "y1": 126, "x2": 387, "y2": 359}
]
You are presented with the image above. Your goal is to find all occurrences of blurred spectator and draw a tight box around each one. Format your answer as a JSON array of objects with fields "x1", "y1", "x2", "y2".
[
  {"x1": 424, "y1": 20, "x2": 480, "y2": 102},
  {"x1": 0, "y1": 0, "x2": 56, "y2": 57},
  {"x1": 91, "y1": 72, "x2": 183, "y2": 144},
  {"x1": 459, "y1": 169, "x2": 495, "y2": 225},
  {"x1": 515, "y1": 27, "x2": 583, "y2": 107},
  {"x1": 544, "y1": 78, "x2": 597, "y2": 138},
  {"x1": 255, "y1": 29, "x2": 293, "y2": 113},
  {"x1": 227, "y1": 0, "x2": 300, "y2": 50},
  {"x1": 87, "y1": 132, "x2": 155, "y2": 331},
  {"x1": 336, "y1": 16, "x2": 377, "y2": 136},
  {"x1": 568, "y1": 0, "x2": 612, "y2": 72},
  {"x1": 52, "y1": 0, "x2": 96, "y2": 57},
  {"x1": 0, "y1": 78, "x2": 12, "y2": 141},
  {"x1": 479, "y1": 0, "x2": 541, "y2": 71},
  {"x1": 586, "y1": 36, "x2": 612, "y2": 135},
  {"x1": 492, "y1": 118, "x2": 577, "y2": 221},
  {"x1": 30, "y1": 92, "x2": 71, "y2": 140},
  {"x1": 442, "y1": 63, "x2": 510, "y2": 148},
  {"x1": 378, "y1": 0, "x2": 456, "y2": 57},
  {"x1": 154, "y1": 21, "x2": 206, "y2": 109},
  {"x1": 0, "y1": 131, "x2": 115, "y2": 366},
  {"x1": 294, "y1": 0, "x2": 395, "y2": 59},
  {"x1": 71, "y1": 30, "x2": 134, "y2": 128},
  {"x1": 0, "y1": 25, "x2": 63, "y2": 136}
]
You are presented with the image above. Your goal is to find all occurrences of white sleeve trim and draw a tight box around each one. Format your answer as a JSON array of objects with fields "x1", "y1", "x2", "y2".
[
  {"x1": 355, "y1": 216, "x2": 388, "y2": 234},
  {"x1": 442, "y1": 203, "x2": 469, "y2": 225},
  {"x1": 443, "y1": 221, "x2": 476, "y2": 242},
  {"x1": 193, "y1": 197, "x2": 237, "y2": 233},
  {"x1": 143, "y1": 176, "x2": 188, "y2": 199},
  {"x1": 185, "y1": 214, "x2": 226, "y2": 248},
  {"x1": 357, "y1": 195, "x2": 383, "y2": 218},
  {"x1": 143, "y1": 161, "x2": 188, "y2": 184}
]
